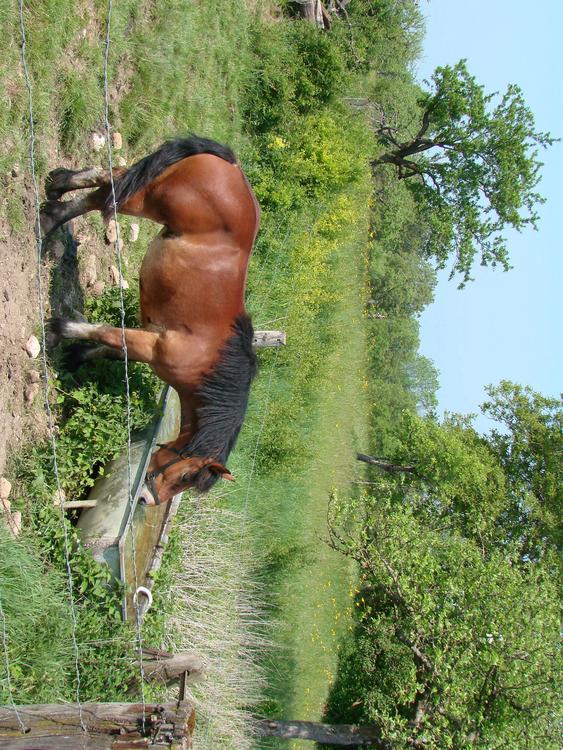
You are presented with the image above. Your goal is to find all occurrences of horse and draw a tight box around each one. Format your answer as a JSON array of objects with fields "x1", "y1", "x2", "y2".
[{"x1": 41, "y1": 136, "x2": 259, "y2": 506}]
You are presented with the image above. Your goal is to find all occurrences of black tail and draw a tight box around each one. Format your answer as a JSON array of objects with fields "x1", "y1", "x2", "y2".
[{"x1": 105, "y1": 135, "x2": 237, "y2": 216}]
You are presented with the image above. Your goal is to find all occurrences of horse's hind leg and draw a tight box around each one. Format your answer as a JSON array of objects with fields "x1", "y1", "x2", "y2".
[{"x1": 45, "y1": 167, "x2": 125, "y2": 200}]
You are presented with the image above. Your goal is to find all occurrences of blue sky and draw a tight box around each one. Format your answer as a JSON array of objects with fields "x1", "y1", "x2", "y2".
[{"x1": 416, "y1": 0, "x2": 562, "y2": 432}]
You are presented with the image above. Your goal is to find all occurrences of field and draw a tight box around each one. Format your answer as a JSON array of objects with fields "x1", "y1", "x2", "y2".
[{"x1": 0, "y1": 2, "x2": 376, "y2": 748}]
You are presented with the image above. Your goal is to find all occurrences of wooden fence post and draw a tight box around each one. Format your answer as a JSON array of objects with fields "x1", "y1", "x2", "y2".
[
  {"x1": 253, "y1": 330, "x2": 286, "y2": 348},
  {"x1": 0, "y1": 701, "x2": 195, "y2": 749}
]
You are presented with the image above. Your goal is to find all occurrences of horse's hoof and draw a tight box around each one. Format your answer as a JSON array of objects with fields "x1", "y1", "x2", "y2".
[
  {"x1": 45, "y1": 168, "x2": 74, "y2": 201},
  {"x1": 62, "y1": 343, "x2": 90, "y2": 371},
  {"x1": 47, "y1": 317, "x2": 71, "y2": 340}
]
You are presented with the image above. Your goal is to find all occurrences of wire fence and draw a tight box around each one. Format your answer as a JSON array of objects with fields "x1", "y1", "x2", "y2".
[{"x1": 18, "y1": 0, "x2": 85, "y2": 730}]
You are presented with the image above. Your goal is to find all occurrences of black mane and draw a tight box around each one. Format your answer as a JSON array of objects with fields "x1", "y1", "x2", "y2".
[{"x1": 185, "y1": 314, "x2": 257, "y2": 491}]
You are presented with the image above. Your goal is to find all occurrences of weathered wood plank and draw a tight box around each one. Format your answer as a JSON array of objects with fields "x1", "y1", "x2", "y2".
[{"x1": 0, "y1": 702, "x2": 194, "y2": 749}]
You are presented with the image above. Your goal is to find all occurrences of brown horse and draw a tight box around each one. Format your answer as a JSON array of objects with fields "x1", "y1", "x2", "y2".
[{"x1": 41, "y1": 136, "x2": 259, "y2": 505}]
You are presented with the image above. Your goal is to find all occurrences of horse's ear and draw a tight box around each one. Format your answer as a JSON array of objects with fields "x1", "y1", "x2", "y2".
[{"x1": 206, "y1": 461, "x2": 235, "y2": 482}]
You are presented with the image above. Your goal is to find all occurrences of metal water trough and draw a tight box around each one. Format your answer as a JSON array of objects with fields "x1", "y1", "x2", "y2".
[{"x1": 77, "y1": 386, "x2": 182, "y2": 622}]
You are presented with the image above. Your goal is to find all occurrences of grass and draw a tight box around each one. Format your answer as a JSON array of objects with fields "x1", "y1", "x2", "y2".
[{"x1": 1, "y1": 2, "x2": 377, "y2": 747}]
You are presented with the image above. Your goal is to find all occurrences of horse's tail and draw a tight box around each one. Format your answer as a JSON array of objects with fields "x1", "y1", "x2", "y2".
[{"x1": 105, "y1": 135, "x2": 237, "y2": 216}]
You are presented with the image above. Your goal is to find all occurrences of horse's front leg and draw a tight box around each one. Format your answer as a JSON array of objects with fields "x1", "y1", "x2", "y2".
[{"x1": 49, "y1": 318, "x2": 159, "y2": 365}]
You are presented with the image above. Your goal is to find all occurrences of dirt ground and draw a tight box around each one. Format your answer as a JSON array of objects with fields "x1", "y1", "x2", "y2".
[{"x1": 0, "y1": 173, "x2": 115, "y2": 477}]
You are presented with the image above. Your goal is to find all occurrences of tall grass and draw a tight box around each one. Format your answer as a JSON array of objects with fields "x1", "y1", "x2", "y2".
[
  {"x1": 0, "y1": 527, "x2": 72, "y2": 704},
  {"x1": 164, "y1": 500, "x2": 272, "y2": 750}
]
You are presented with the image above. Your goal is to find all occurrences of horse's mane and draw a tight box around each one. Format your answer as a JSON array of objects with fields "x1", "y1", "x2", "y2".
[{"x1": 184, "y1": 314, "x2": 257, "y2": 491}]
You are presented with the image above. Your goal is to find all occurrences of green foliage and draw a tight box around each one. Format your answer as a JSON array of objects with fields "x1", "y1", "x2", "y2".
[
  {"x1": 325, "y1": 388, "x2": 562, "y2": 748},
  {"x1": 482, "y1": 381, "x2": 562, "y2": 556},
  {"x1": 374, "y1": 60, "x2": 557, "y2": 284},
  {"x1": 243, "y1": 20, "x2": 346, "y2": 133},
  {"x1": 325, "y1": 491, "x2": 561, "y2": 749}
]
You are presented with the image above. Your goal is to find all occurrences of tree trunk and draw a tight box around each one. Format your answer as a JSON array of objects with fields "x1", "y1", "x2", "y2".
[
  {"x1": 254, "y1": 719, "x2": 390, "y2": 747},
  {"x1": 0, "y1": 701, "x2": 194, "y2": 749},
  {"x1": 356, "y1": 453, "x2": 417, "y2": 474},
  {"x1": 293, "y1": 1, "x2": 330, "y2": 28}
]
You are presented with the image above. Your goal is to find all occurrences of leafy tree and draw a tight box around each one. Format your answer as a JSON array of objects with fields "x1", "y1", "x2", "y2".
[
  {"x1": 371, "y1": 60, "x2": 557, "y2": 284},
  {"x1": 482, "y1": 381, "x2": 562, "y2": 556},
  {"x1": 323, "y1": 389, "x2": 561, "y2": 748},
  {"x1": 325, "y1": 494, "x2": 561, "y2": 749}
]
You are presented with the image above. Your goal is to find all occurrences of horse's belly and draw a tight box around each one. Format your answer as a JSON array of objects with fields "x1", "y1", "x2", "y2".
[{"x1": 139, "y1": 235, "x2": 245, "y2": 329}]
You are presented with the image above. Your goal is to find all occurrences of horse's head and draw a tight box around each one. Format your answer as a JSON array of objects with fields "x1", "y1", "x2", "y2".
[{"x1": 140, "y1": 444, "x2": 234, "y2": 506}]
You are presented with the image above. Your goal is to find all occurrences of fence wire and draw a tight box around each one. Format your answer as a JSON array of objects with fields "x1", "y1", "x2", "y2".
[
  {"x1": 103, "y1": 0, "x2": 147, "y2": 726},
  {"x1": 18, "y1": 0, "x2": 86, "y2": 730}
]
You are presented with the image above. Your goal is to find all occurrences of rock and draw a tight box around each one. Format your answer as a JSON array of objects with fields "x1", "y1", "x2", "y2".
[
  {"x1": 106, "y1": 219, "x2": 119, "y2": 244},
  {"x1": 0, "y1": 497, "x2": 11, "y2": 513},
  {"x1": 8, "y1": 511, "x2": 21, "y2": 537},
  {"x1": 90, "y1": 280, "x2": 106, "y2": 297},
  {"x1": 53, "y1": 488, "x2": 66, "y2": 506},
  {"x1": 25, "y1": 334, "x2": 41, "y2": 359},
  {"x1": 0, "y1": 477, "x2": 12, "y2": 500},
  {"x1": 24, "y1": 382, "x2": 40, "y2": 403},
  {"x1": 29, "y1": 369, "x2": 41, "y2": 384},
  {"x1": 112, "y1": 131, "x2": 123, "y2": 150},
  {"x1": 11, "y1": 164, "x2": 20, "y2": 178},
  {"x1": 91, "y1": 132, "x2": 106, "y2": 151},
  {"x1": 116, "y1": 156, "x2": 127, "y2": 167},
  {"x1": 129, "y1": 223, "x2": 140, "y2": 242},
  {"x1": 50, "y1": 239, "x2": 65, "y2": 260},
  {"x1": 83, "y1": 254, "x2": 97, "y2": 287},
  {"x1": 110, "y1": 265, "x2": 129, "y2": 289}
]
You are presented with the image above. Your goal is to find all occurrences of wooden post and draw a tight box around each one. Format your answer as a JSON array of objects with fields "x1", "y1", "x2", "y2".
[
  {"x1": 253, "y1": 330, "x2": 286, "y2": 348},
  {"x1": 254, "y1": 719, "x2": 389, "y2": 747},
  {"x1": 142, "y1": 649, "x2": 205, "y2": 686},
  {"x1": 0, "y1": 701, "x2": 195, "y2": 749}
]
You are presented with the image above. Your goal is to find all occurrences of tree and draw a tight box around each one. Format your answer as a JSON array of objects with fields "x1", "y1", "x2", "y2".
[
  {"x1": 481, "y1": 381, "x2": 562, "y2": 556},
  {"x1": 325, "y1": 494, "x2": 560, "y2": 749},
  {"x1": 371, "y1": 60, "x2": 557, "y2": 285},
  {"x1": 323, "y1": 392, "x2": 561, "y2": 748}
]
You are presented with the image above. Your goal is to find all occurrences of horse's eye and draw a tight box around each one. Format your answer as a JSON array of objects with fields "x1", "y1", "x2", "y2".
[{"x1": 181, "y1": 473, "x2": 190, "y2": 483}]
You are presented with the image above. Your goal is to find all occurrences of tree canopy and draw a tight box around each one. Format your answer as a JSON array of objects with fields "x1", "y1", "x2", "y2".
[
  {"x1": 324, "y1": 385, "x2": 562, "y2": 748},
  {"x1": 372, "y1": 60, "x2": 556, "y2": 284}
]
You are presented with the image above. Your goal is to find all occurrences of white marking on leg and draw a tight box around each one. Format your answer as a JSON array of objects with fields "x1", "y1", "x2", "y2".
[{"x1": 62, "y1": 321, "x2": 104, "y2": 339}]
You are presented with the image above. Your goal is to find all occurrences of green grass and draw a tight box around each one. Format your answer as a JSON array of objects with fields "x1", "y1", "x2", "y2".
[{"x1": 1, "y1": 2, "x2": 377, "y2": 744}]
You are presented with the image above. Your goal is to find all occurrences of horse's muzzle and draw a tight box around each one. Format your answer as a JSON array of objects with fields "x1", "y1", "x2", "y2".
[{"x1": 139, "y1": 483, "x2": 157, "y2": 506}]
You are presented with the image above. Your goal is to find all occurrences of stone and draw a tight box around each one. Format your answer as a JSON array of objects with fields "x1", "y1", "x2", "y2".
[
  {"x1": 50, "y1": 239, "x2": 65, "y2": 260},
  {"x1": 90, "y1": 280, "x2": 106, "y2": 297},
  {"x1": 29, "y1": 370, "x2": 41, "y2": 384},
  {"x1": 91, "y1": 132, "x2": 106, "y2": 151},
  {"x1": 8, "y1": 511, "x2": 21, "y2": 537},
  {"x1": 0, "y1": 477, "x2": 12, "y2": 500},
  {"x1": 110, "y1": 265, "x2": 129, "y2": 289},
  {"x1": 53, "y1": 488, "x2": 66, "y2": 506},
  {"x1": 83, "y1": 254, "x2": 97, "y2": 287},
  {"x1": 112, "y1": 131, "x2": 123, "y2": 150},
  {"x1": 24, "y1": 382, "x2": 40, "y2": 403},
  {"x1": 25, "y1": 334, "x2": 40, "y2": 359},
  {"x1": 0, "y1": 497, "x2": 11, "y2": 513},
  {"x1": 116, "y1": 156, "x2": 127, "y2": 167},
  {"x1": 106, "y1": 219, "x2": 119, "y2": 244},
  {"x1": 129, "y1": 223, "x2": 140, "y2": 242}
]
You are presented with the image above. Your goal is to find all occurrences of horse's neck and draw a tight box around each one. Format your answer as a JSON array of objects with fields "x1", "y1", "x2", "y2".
[{"x1": 177, "y1": 390, "x2": 200, "y2": 443}]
